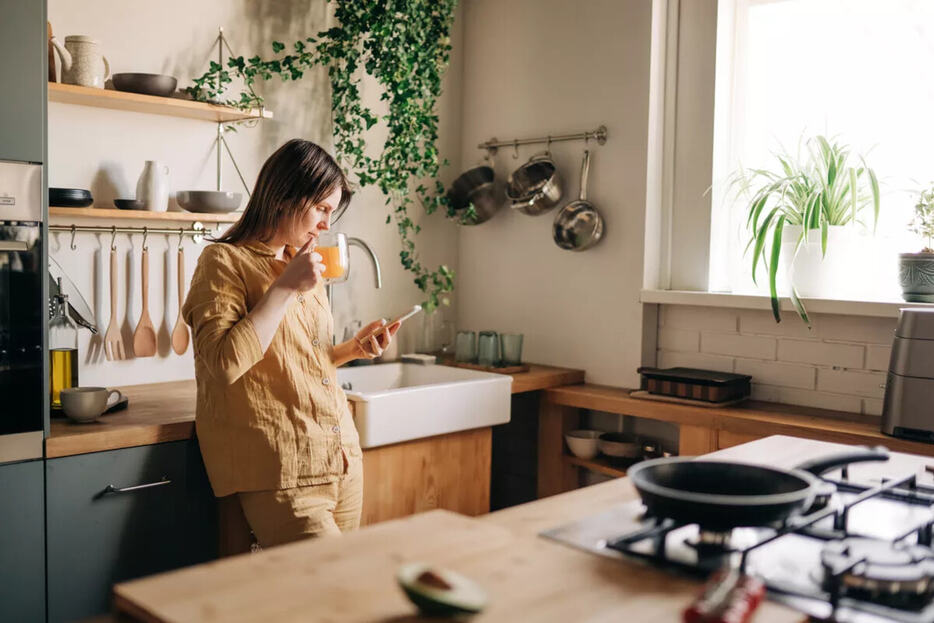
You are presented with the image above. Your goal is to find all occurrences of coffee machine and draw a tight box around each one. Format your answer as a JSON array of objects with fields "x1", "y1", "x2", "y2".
[{"x1": 882, "y1": 307, "x2": 934, "y2": 441}]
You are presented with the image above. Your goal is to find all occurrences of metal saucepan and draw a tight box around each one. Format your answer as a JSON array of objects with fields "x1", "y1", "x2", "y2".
[
  {"x1": 506, "y1": 151, "x2": 563, "y2": 216},
  {"x1": 447, "y1": 161, "x2": 504, "y2": 225},
  {"x1": 626, "y1": 447, "x2": 889, "y2": 531},
  {"x1": 553, "y1": 149, "x2": 604, "y2": 251}
]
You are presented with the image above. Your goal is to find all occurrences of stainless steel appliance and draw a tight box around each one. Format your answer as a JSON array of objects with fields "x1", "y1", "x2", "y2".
[
  {"x1": 883, "y1": 307, "x2": 934, "y2": 442},
  {"x1": 543, "y1": 454, "x2": 934, "y2": 623},
  {"x1": 0, "y1": 161, "x2": 44, "y2": 463}
]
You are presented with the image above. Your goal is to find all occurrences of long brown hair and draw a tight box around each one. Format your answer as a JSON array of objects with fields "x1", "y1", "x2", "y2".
[{"x1": 215, "y1": 139, "x2": 352, "y2": 245}]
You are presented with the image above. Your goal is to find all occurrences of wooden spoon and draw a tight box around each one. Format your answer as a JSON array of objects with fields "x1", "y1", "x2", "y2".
[
  {"x1": 171, "y1": 247, "x2": 190, "y2": 355},
  {"x1": 132, "y1": 247, "x2": 157, "y2": 357}
]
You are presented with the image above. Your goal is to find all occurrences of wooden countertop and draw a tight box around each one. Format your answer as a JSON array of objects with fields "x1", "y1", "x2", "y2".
[
  {"x1": 46, "y1": 365, "x2": 584, "y2": 458},
  {"x1": 116, "y1": 435, "x2": 931, "y2": 622},
  {"x1": 546, "y1": 383, "x2": 934, "y2": 457}
]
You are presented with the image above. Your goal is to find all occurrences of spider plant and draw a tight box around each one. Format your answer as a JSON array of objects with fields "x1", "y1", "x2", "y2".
[{"x1": 727, "y1": 135, "x2": 880, "y2": 326}]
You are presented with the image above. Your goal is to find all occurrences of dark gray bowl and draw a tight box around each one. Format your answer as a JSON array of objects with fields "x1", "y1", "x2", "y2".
[
  {"x1": 114, "y1": 199, "x2": 145, "y2": 210},
  {"x1": 112, "y1": 73, "x2": 178, "y2": 97},
  {"x1": 176, "y1": 191, "x2": 243, "y2": 214}
]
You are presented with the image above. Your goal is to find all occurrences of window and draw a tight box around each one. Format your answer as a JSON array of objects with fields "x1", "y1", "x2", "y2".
[{"x1": 707, "y1": 0, "x2": 934, "y2": 300}]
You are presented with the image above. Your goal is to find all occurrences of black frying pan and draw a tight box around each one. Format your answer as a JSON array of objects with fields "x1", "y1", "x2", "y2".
[{"x1": 627, "y1": 447, "x2": 889, "y2": 531}]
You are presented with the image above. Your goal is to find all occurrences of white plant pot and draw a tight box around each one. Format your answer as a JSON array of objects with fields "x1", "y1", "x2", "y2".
[
  {"x1": 136, "y1": 160, "x2": 170, "y2": 212},
  {"x1": 779, "y1": 225, "x2": 855, "y2": 299}
]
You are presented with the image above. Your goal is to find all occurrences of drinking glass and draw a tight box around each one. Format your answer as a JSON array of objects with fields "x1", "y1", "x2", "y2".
[
  {"x1": 316, "y1": 232, "x2": 349, "y2": 284},
  {"x1": 500, "y1": 333, "x2": 524, "y2": 366},
  {"x1": 455, "y1": 330, "x2": 477, "y2": 363},
  {"x1": 477, "y1": 330, "x2": 500, "y2": 367}
]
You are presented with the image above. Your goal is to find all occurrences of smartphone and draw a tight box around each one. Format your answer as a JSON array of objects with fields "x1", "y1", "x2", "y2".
[{"x1": 388, "y1": 304, "x2": 423, "y2": 327}]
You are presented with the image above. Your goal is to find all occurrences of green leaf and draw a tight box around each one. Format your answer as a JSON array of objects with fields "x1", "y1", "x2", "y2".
[{"x1": 769, "y1": 216, "x2": 786, "y2": 323}]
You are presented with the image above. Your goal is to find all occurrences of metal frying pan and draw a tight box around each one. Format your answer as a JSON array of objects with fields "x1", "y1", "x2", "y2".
[
  {"x1": 553, "y1": 149, "x2": 604, "y2": 251},
  {"x1": 627, "y1": 447, "x2": 889, "y2": 531}
]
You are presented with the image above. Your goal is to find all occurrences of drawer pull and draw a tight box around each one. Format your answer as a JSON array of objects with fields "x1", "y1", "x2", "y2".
[{"x1": 102, "y1": 476, "x2": 171, "y2": 495}]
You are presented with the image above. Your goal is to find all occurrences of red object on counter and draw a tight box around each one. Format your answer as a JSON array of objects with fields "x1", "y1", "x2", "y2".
[{"x1": 684, "y1": 568, "x2": 766, "y2": 623}]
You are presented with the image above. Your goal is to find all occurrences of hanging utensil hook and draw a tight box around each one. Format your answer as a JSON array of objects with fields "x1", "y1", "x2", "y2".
[
  {"x1": 512, "y1": 139, "x2": 519, "y2": 159},
  {"x1": 69, "y1": 225, "x2": 77, "y2": 251},
  {"x1": 142, "y1": 227, "x2": 149, "y2": 252},
  {"x1": 110, "y1": 226, "x2": 117, "y2": 251},
  {"x1": 178, "y1": 228, "x2": 184, "y2": 250}
]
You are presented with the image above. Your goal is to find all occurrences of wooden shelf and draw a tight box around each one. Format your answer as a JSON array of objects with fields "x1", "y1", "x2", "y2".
[
  {"x1": 48, "y1": 82, "x2": 273, "y2": 123},
  {"x1": 563, "y1": 455, "x2": 628, "y2": 478},
  {"x1": 49, "y1": 207, "x2": 241, "y2": 224}
]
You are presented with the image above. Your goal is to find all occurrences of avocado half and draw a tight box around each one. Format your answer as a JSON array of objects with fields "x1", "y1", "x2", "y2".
[{"x1": 397, "y1": 562, "x2": 488, "y2": 616}]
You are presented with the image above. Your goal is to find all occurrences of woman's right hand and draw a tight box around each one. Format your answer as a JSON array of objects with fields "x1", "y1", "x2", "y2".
[{"x1": 275, "y1": 238, "x2": 325, "y2": 293}]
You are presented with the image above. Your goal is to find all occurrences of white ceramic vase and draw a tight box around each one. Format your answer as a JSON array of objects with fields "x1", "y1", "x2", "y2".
[
  {"x1": 136, "y1": 161, "x2": 170, "y2": 212},
  {"x1": 779, "y1": 225, "x2": 855, "y2": 299}
]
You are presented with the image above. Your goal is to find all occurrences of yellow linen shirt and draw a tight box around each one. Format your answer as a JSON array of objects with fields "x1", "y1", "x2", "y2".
[{"x1": 182, "y1": 240, "x2": 361, "y2": 497}]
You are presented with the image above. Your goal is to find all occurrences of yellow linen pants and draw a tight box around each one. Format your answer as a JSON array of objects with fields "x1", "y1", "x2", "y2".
[{"x1": 238, "y1": 455, "x2": 363, "y2": 548}]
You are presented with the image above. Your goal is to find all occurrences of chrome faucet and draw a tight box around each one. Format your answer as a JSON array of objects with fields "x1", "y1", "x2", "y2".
[{"x1": 327, "y1": 236, "x2": 382, "y2": 312}]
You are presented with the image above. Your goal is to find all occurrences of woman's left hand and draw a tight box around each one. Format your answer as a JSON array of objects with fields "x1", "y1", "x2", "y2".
[{"x1": 352, "y1": 318, "x2": 402, "y2": 359}]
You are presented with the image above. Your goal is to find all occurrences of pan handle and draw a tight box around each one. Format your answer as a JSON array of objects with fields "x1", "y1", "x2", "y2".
[{"x1": 794, "y1": 446, "x2": 889, "y2": 476}]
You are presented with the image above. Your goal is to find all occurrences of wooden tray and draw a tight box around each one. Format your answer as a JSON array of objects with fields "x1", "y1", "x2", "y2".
[
  {"x1": 628, "y1": 390, "x2": 748, "y2": 408},
  {"x1": 443, "y1": 360, "x2": 530, "y2": 374}
]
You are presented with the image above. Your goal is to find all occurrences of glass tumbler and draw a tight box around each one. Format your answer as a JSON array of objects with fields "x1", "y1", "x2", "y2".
[
  {"x1": 316, "y1": 232, "x2": 349, "y2": 284},
  {"x1": 477, "y1": 331, "x2": 500, "y2": 367},
  {"x1": 500, "y1": 333, "x2": 524, "y2": 366},
  {"x1": 455, "y1": 330, "x2": 477, "y2": 363}
]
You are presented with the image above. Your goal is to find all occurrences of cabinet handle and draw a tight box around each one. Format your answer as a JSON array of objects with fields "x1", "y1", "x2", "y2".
[{"x1": 101, "y1": 476, "x2": 171, "y2": 496}]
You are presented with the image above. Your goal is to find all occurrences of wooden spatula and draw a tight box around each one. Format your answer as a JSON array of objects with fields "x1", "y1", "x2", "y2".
[
  {"x1": 171, "y1": 247, "x2": 190, "y2": 355},
  {"x1": 132, "y1": 247, "x2": 157, "y2": 357}
]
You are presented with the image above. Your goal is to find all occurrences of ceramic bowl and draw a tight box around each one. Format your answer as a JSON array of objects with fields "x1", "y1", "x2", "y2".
[
  {"x1": 564, "y1": 429, "x2": 601, "y2": 459},
  {"x1": 112, "y1": 73, "x2": 178, "y2": 97},
  {"x1": 176, "y1": 190, "x2": 243, "y2": 214},
  {"x1": 598, "y1": 432, "x2": 641, "y2": 459},
  {"x1": 114, "y1": 198, "x2": 145, "y2": 210}
]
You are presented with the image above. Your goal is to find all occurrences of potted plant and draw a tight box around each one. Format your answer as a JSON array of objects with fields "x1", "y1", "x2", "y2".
[
  {"x1": 727, "y1": 135, "x2": 880, "y2": 325},
  {"x1": 900, "y1": 184, "x2": 934, "y2": 302}
]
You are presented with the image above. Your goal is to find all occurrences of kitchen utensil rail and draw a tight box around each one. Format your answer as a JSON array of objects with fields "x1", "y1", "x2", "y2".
[
  {"x1": 50, "y1": 223, "x2": 213, "y2": 249},
  {"x1": 477, "y1": 125, "x2": 608, "y2": 153}
]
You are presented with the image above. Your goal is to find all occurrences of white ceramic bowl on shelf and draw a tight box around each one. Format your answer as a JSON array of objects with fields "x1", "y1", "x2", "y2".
[{"x1": 564, "y1": 429, "x2": 601, "y2": 459}]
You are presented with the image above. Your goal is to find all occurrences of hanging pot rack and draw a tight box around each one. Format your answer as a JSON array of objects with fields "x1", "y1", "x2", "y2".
[
  {"x1": 49, "y1": 223, "x2": 212, "y2": 251},
  {"x1": 477, "y1": 125, "x2": 608, "y2": 154}
]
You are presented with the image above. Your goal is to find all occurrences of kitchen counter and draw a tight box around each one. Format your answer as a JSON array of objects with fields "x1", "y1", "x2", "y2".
[
  {"x1": 46, "y1": 365, "x2": 584, "y2": 458},
  {"x1": 114, "y1": 434, "x2": 930, "y2": 622}
]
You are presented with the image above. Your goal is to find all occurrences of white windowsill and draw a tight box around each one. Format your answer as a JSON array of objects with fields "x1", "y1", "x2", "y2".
[{"x1": 640, "y1": 289, "x2": 934, "y2": 319}]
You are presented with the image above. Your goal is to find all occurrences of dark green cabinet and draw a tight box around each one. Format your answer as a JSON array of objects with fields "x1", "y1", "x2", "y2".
[
  {"x1": 0, "y1": 459, "x2": 46, "y2": 623},
  {"x1": 0, "y1": 0, "x2": 46, "y2": 163},
  {"x1": 46, "y1": 440, "x2": 217, "y2": 622}
]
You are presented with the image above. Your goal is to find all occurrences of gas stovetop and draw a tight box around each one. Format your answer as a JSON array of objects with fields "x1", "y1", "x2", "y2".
[{"x1": 541, "y1": 468, "x2": 934, "y2": 622}]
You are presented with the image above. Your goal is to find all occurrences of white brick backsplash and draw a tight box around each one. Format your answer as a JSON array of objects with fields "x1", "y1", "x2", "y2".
[
  {"x1": 662, "y1": 305, "x2": 737, "y2": 333},
  {"x1": 657, "y1": 350, "x2": 734, "y2": 373},
  {"x1": 863, "y1": 398, "x2": 884, "y2": 417},
  {"x1": 702, "y1": 333, "x2": 776, "y2": 360},
  {"x1": 817, "y1": 315, "x2": 897, "y2": 344},
  {"x1": 739, "y1": 310, "x2": 819, "y2": 339},
  {"x1": 754, "y1": 384, "x2": 862, "y2": 413},
  {"x1": 817, "y1": 369, "x2": 887, "y2": 399},
  {"x1": 734, "y1": 358, "x2": 815, "y2": 390},
  {"x1": 865, "y1": 344, "x2": 892, "y2": 372},
  {"x1": 777, "y1": 339, "x2": 864, "y2": 368},
  {"x1": 657, "y1": 327, "x2": 700, "y2": 352}
]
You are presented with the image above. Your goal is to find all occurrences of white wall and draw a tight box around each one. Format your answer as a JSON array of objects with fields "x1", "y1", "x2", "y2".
[
  {"x1": 47, "y1": 0, "x2": 461, "y2": 387},
  {"x1": 456, "y1": 0, "x2": 653, "y2": 387}
]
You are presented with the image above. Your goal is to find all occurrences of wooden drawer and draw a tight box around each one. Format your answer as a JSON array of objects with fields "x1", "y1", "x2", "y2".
[{"x1": 46, "y1": 440, "x2": 217, "y2": 623}]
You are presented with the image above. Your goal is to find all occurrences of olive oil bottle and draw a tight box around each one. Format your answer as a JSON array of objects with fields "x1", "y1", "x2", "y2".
[{"x1": 49, "y1": 287, "x2": 78, "y2": 412}]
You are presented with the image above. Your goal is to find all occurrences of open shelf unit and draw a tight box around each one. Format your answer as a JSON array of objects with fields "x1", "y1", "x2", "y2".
[
  {"x1": 49, "y1": 207, "x2": 240, "y2": 224},
  {"x1": 48, "y1": 82, "x2": 272, "y2": 123}
]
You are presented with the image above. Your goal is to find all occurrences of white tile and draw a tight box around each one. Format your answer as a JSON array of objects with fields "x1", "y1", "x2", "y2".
[
  {"x1": 734, "y1": 358, "x2": 815, "y2": 390},
  {"x1": 739, "y1": 309, "x2": 819, "y2": 339},
  {"x1": 817, "y1": 369, "x2": 887, "y2": 399},
  {"x1": 818, "y1": 315, "x2": 897, "y2": 345},
  {"x1": 750, "y1": 383, "x2": 782, "y2": 402},
  {"x1": 661, "y1": 305, "x2": 738, "y2": 333},
  {"x1": 865, "y1": 344, "x2": 892, "y2": 372},
  {"x1": 772, "y1": 387, "x2": 862, "y2": 414},
  {"x1": 863, "y1": 398, "x2": 884, "y2": 417},
  {"x1": 657, "y1": 350, "x2": 734, "y2": 373},
  {"x1": 657, "y1": 327, "x2": 700, "y2": 352},
  {"x1": 777, "y1": 339, "x2": 864, "y2": 368},
  {"x1": 701, "y1": 332, "x2": 776, "y2": 360}
]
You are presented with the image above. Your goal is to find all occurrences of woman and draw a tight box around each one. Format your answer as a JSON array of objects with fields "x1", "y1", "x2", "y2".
[{"x1": 183, "y1": 139, "x2": 399, "y2": 547}]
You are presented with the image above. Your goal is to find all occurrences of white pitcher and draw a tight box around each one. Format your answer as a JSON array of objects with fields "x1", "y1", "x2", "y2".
[
  {"x1": 51, "y1": 35, "x2": 110, "y2": 88},
  {"x1": 136, "y1": 161, "x2": 170, "y2": 212}
]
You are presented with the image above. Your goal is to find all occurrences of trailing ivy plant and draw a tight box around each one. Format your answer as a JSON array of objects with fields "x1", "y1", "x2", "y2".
[{"x1": 187, "y1": 0, "x2": 459, "y2": 312}]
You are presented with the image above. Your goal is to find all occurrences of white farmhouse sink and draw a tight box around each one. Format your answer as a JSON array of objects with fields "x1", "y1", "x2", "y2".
[{"x1": 337, "y1": 363, "x2": 512, "y2": 448}]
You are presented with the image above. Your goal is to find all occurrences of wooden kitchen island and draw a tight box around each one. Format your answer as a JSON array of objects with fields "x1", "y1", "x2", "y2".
[{"x1": 112, "y1": 435, "x2": 934, "y2": 622}]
